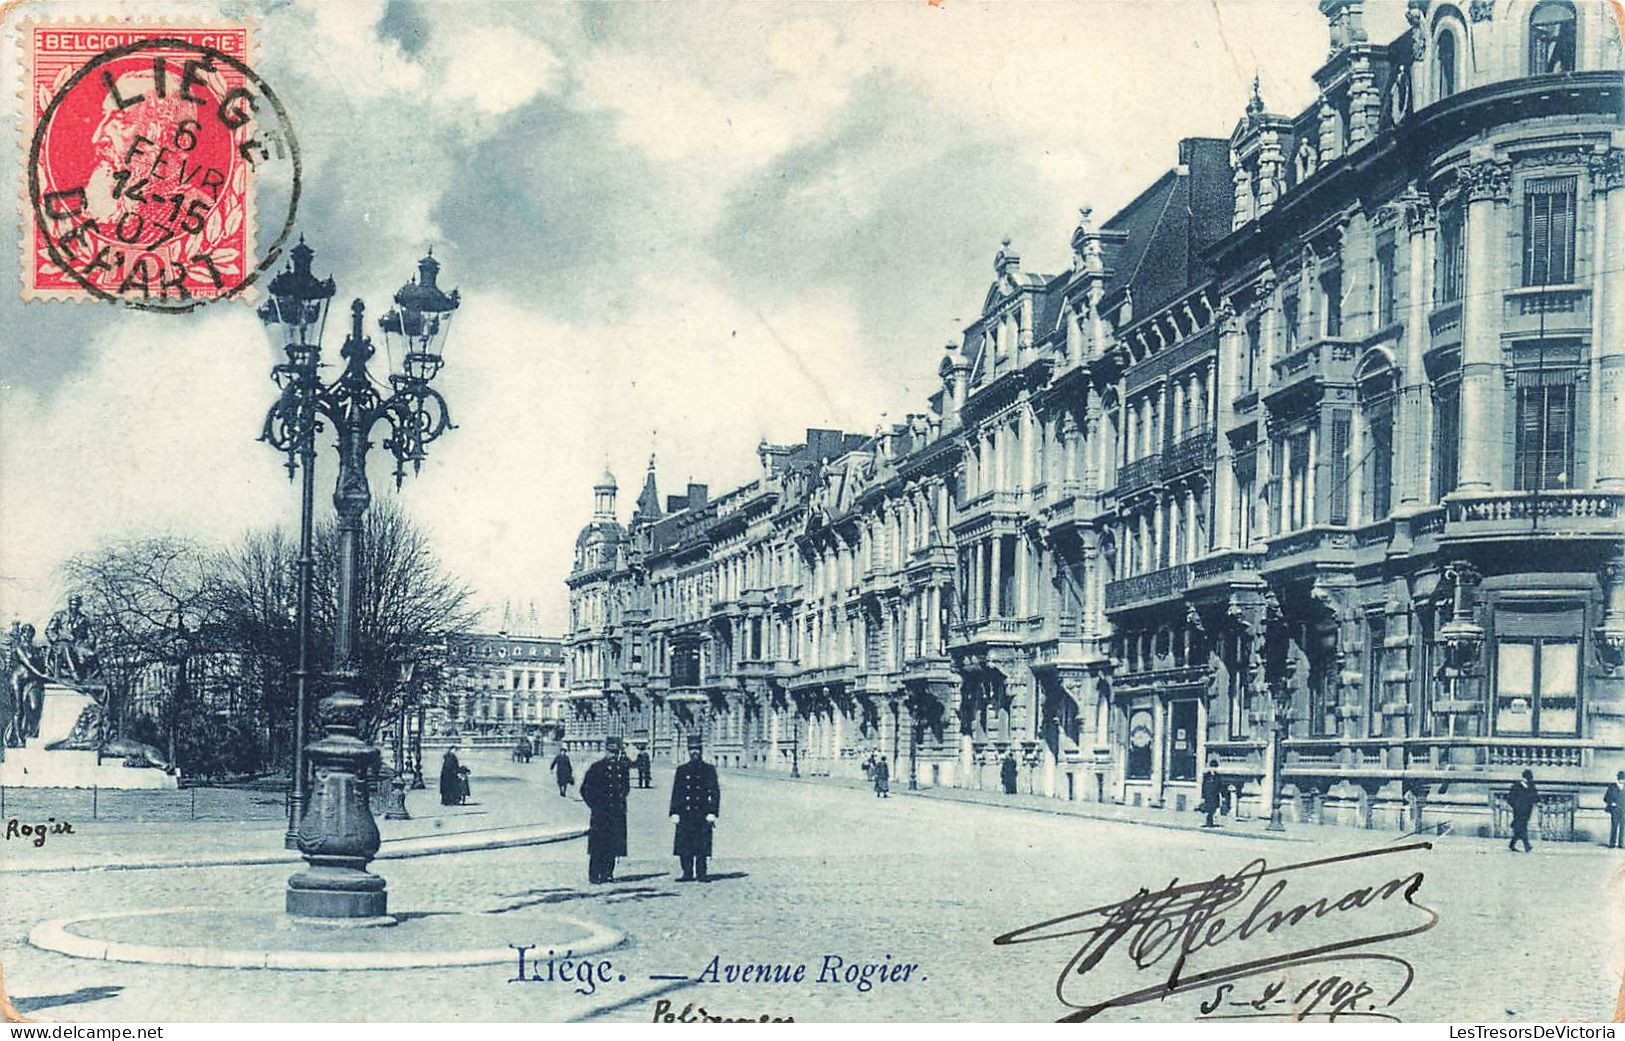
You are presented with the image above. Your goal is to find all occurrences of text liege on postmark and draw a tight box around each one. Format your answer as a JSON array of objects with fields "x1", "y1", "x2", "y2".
[{"x1": 22, "y1": 23, "x2": 300, "y2": 311}]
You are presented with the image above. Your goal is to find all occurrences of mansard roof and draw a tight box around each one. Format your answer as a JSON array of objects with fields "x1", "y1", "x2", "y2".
[{"x1": 1100, "y1": 137, "x2": 1232, "y2": 320}]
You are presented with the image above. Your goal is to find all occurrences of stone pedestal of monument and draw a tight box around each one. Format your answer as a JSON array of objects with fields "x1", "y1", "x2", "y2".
[{"x1": 0, "y1": 684, "x2": 178, "y2": 789}]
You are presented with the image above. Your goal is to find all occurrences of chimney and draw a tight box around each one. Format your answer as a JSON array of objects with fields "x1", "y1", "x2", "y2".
[{"x1": 686, "y1": 483, "x2": 708, "y2": 509}]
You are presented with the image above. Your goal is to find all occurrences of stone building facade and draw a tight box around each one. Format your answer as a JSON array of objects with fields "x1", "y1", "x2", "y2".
[
  {"x1": 441, "y1": 607, "x2": 567, "y2": 739},
  {"x1": 566, "y1": 0, "x2": 1625, "y2": 840}
]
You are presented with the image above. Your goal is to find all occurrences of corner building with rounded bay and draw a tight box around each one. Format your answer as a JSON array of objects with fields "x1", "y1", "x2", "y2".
[{"x1": 566, "y1": 0, "x2": 1625, "y2": 842}]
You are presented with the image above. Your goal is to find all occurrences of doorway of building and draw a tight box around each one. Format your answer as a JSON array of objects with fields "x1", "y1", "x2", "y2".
[{"x1": 1168, "y1": 700, "x2": 1199, "y2": 782}]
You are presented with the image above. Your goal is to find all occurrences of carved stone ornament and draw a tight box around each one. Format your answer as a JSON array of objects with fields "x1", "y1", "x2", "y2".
[
  {"x1": 1589, "y1": 148, "x2": 1625, "y2": 192},
  {"x1": 1402, "y1": 189, "x2": 1436, "y2": 233},
  {"x1": 1468, "y1": 0, "x2": 1494, "y2": 22},
  {"x1": 1460, "y1": 158, "x2": 1512, "y2": 203}
]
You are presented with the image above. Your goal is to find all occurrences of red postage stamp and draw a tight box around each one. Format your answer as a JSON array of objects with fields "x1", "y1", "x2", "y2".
[{"x1": 21, "y1": 23, "x2": 300, "y2": 311}]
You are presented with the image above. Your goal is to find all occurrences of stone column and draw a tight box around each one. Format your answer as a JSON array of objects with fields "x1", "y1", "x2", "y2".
[
  {"x1": 990, "y1": 537, "x2": 1004, "y2": 618},
  {"x1": 1456, "y1": 156, "x2": 1511, "y2": 492},
  {"x1": 1213, "y1": 307, "x2": 1239, "y2": 550},
  {"x1": 1590, "y1": 148, "x2": 1625, "y2": 487},
  {"x1": 1398, "y1": 190, "x2": 1436, "y2": 506}
]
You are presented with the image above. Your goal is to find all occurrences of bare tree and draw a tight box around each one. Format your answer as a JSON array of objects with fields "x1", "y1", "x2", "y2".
[
  {"x1": 62, "y1": 536, "x2": 226, "y2": 768},
  {"x1": 216, "y1": 500, "x2": 477, "y2": 749}
]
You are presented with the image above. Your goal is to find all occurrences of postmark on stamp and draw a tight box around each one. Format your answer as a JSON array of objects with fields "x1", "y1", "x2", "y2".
[{"x1": 22, "y1": 24, "x2": 301, "y2": 312}]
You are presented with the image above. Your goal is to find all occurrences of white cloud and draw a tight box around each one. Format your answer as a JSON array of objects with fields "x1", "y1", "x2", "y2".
[
  {"x1": 0, "y1": 308, "x2": 291, "y2": 625},
  {"x1": 440, "y1": 26, "x2": 563, "y2": 116}
]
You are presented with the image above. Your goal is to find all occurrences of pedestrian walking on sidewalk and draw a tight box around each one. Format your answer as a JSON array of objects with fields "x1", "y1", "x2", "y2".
[
  {"x1": 552, "y1": 748, "x2": 575, "y2": 797},
  {"x1": 1507, "y1": 769, "x2": 1538, "y2": 853},
  {"x1": 873, "y1": 755, "x2": 890, "y2": 798},
  {"x1": 1001, "y1": 752, "x2": 1018, "y2": 795},
  {"x1": 670, "y1": 735, "x2": 720, "y2": 882},
  {"x1": 1199, "y1": 756, "x2": 1223, "y2": 828},
  {"x1": 580, "y1": 737, "x2": 631, "y2": 883},
  {"x1": 1604, "y1": 771, "x2": 1624, "y2": 849},
  {"x1": 635, "y1": 747, "x2": 653, "y2": 789},
  {"x1": 439, "y1": 750, "x2": 463, "y2": 806}
]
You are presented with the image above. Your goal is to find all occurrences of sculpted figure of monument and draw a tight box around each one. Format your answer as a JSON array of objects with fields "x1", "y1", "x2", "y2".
[
  {"x1": 45, "y1": 594, "x2": 100, "y2": 683},
  {"x1": 7, "y1": 622, "x2": 49, "y2": 750}
]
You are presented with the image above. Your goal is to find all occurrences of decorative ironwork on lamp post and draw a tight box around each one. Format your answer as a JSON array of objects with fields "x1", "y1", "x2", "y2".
[
  {"x1": 258, "y1": 241, "x2": 459, "y2": 920},
  {"x1": 257, "y1": 238, "x2": 334, "y2": 851}
]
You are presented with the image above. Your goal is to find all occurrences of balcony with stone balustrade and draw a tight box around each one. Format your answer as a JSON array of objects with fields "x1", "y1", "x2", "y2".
[{"x1": 1440, "y1": 489, "x2": 1623, "y2": 542}]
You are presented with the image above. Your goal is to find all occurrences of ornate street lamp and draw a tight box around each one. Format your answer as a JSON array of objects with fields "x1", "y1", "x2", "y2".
[
  {"x1": 257, "y1": 238, "x2": 334, "y2": 850},
  {"x1": 259, "y1": 241, "x2": 459, "y2": 921},
  {"x1": 384, "y1": 660, "x2": 416, "y2": 821}
]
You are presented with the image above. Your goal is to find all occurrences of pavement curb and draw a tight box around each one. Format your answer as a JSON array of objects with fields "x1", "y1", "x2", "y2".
[
  {"x1": 899, "y1": 787, "x2": 1310, "y2": 842},
  {"x1": 1, "y1": 823, "x2": 587, "y2": 875},
  {"x1": 29, "y1": 907, "x2": 622, "y2": 971}
]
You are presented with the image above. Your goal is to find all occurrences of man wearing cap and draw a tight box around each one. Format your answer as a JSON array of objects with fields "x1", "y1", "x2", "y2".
[
  {"x1": 669, "y1": 736, "x2": 721, "y2": 882},
  {"x1": 580, "y1": 736, "x2": 632, "y2": 883}
]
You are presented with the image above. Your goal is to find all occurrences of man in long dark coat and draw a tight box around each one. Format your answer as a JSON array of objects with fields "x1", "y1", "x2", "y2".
[
  {"x1": 669, "y1": 736, "x2": 720, "y2": 882},
  {"x1": 580, "y1": 737, "x2": 631, "y2": 883},
  {"x1": 1198, "y1": 755, "x2": 1223, "y2": 828},
  {"x1": 551, "y1": 748, "x2": 575, "y2": 797},
  {"x1": 1507, "y1": 768, "x2": 1539, "y2": 853},
  {"x1": 1000, "y1": 752, "x2": 1018, "y2": 795},
  {"x1": 1606, "y1": 771, "x2": 1625, "y2": 849}
]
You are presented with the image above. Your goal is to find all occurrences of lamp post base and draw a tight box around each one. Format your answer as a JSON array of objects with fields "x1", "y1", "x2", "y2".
[
  {"x1": 383, "y1": 776, "x2": 411, "y2": 820},
  {"x1": 287, "y1": 866, "x2": 388, "y2": 920}
]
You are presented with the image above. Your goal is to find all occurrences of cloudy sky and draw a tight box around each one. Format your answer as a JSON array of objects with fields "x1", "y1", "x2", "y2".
[{"x1": 0, "y1": 0, "x2": 1412, "y2": 633}]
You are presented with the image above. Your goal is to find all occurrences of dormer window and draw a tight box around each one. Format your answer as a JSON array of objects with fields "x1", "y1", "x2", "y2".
[{"x1": 1529, "y1": 2, "x2": 1577, "y2": 75}]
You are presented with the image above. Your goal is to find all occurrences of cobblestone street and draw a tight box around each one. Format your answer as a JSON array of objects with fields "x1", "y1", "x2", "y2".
[{"x1": 3, "y1": 752, "x2": 1621, "y2": 1023}]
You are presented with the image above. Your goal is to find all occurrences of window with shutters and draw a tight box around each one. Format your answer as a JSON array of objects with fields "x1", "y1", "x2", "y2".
[
  {"x1": 1522, "y1": 176, "x2": 1577, "y2": 287},
  {"x1": 1435, "y1": 206, "x2": 1464, "y2": 305},
  {"x1": 1432, "y1": 381, "x2": 1460, "y2": 501},
  {"x1": 1363, "y1": 405, "x2": 1393, "y2": 520},
  {"x1": 1375, "y1": 235, "x2": 1397, "y2": 328},
  {"x1": 1234, "y1": 454, "x2": 1257, "y2": 546},
  {"x1": 1366, "y1": 613, "x2": 1387, "y2": 738},
  {"x1": 1287, "y1": 430, "x2": 1311, "y2": 531},
  {"x1": 1329, "y1": 410, "x2": 1352, "y2": 525},
  {"x1": 1514, "y1": 368, "x2": 1577, "y2": 490},
  {"x1": 1268, "y1": 438, "x2": 1285, "y2": 535}
]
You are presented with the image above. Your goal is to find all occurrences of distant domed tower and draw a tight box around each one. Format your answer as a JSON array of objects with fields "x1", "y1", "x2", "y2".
[{"x1": 574, "y1": 465, "x2": 627, "y2": 575}]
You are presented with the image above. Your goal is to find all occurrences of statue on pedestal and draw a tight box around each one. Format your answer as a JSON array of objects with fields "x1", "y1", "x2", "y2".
[
  {"x1": 45, "y1": 595, "x2": 100, "y2": 683},
  {"x1": 7, "y1": 623, "x2": 48, "y2": 749}
]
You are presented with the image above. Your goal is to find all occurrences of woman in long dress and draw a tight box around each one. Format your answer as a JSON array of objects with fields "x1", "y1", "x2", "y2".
[{"x1": 440, "y1": 750, "x2": 463, "y2": 806}]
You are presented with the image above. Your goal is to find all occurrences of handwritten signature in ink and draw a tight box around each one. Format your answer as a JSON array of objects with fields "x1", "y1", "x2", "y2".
[{"x1": 995, "y1": 842, "x2": 1437, "y2": 1022}]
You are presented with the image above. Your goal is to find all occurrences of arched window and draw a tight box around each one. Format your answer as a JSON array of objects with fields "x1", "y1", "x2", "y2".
[
  {"x1": 1529, "y1": 2, "x2": 1578, "y2": 74},
  {"x1": 1435, "y1": 27, "x2": 1459, "y2": 98}
]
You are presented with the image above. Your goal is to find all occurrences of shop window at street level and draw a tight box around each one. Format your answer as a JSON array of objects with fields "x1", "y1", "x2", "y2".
[
  {"x1": 1167, "y1": 701, "x2": 1198, "y2": 782},
  {"x1": 1126, "y1": 704, "x2": 1154, "y2": 780},
  {"x1": 1494, "y1": 636, "x2": 1580, "y2": 736}
]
